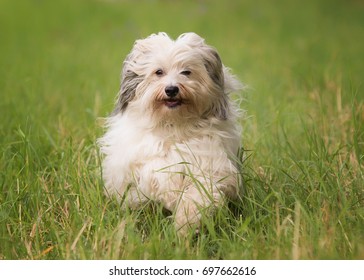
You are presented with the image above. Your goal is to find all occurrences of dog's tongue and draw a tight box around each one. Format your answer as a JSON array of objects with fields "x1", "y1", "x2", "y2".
[{"x1": 165, "y1": 99, "x2": 182, "y2": 108}]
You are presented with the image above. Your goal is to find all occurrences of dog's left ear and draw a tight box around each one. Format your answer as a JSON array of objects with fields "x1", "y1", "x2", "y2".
[
  {"x1": 204, "y1": 51, "x2": 244, "y2": 120},
  {"x1": 200, "y1": 47, "x2": 229, "y2": 119},
  {"x1": 203, "y1": 48, "x2": 225, "y2": 89}
]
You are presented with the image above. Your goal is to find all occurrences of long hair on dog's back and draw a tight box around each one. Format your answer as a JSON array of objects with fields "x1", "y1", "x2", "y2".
[{"x1": 98, "y1": 32, "x2": 243, "y2": 235}]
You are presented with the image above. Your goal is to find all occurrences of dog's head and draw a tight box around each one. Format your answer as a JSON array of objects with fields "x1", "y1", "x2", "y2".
[{"x1": 112, "y1": 32, "x2": 242, "y2": 123}]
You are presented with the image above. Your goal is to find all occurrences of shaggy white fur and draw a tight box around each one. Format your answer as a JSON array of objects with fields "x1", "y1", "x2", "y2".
[{"x1": 98, "y1": 32, "x2": 243, "y2": 235}]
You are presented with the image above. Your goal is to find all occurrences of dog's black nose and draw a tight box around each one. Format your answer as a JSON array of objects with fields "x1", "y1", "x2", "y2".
[{"x1": 165, "y1": 85, "x2": 179, "y2": 97}]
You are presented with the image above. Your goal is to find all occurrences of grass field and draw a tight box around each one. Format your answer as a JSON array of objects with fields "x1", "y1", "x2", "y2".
[{"x1": 1, "y1": 0, "x2": 363, "y2": 260}]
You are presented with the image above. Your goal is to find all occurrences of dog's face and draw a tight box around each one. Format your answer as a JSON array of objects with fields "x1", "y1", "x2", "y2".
[{"x1": 113, "y1": 33, "x2": 239, "y2": 123}]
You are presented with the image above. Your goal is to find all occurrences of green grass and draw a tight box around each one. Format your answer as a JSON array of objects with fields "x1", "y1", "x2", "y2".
[{"x1": 1, "y1": 0, "x2": 363, "y2": 259}]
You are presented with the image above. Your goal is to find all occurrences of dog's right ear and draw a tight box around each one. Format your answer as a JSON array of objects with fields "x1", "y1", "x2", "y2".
[{"x1": 112, "y1": 55, "x2": 143, "y2": 115}]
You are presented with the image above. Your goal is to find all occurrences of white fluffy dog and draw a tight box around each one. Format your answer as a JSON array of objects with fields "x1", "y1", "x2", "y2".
[{"x1": 98, "y1": 32, "x2": 242, "y2": 235}]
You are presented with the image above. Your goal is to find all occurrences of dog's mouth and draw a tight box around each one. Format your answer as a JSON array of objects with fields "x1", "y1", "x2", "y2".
[{"x1": 163, "y1": 98, "x2": 183, "y2": 108}]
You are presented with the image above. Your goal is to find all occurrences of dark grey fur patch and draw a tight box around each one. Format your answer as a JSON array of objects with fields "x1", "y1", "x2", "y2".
[
  {"x1": 203, "y1": 49, "x2": 229, "y2": 120},
  {"x1": 203, "y1": 49, "x2": 224, "y2": 88},
  {"x1": 112, "y1": 70, "x2": 143, "y2": 115}
]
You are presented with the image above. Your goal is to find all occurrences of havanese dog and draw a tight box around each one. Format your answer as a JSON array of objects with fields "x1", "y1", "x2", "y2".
[{"x1": 98, "y1": 32, "x2": 243, "y2": 236}]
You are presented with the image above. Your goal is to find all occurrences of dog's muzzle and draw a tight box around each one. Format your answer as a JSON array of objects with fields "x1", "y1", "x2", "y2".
[{"x1": 164, "y1": 85, "x2": 182, "y2": 108}]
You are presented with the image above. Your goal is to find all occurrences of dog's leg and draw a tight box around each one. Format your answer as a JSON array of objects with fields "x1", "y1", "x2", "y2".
[
  {"x1": 174, "y1": 185, "x2": 224, "y2": 236},
  {"x1": 122, "y1": 185, "x2": 149, "y2": 209}
]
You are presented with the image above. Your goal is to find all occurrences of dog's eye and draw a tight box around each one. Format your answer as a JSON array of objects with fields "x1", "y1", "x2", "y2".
[
  {"x1": 180, "y1": 70, "x2": 191, "y2": 76},
  {"x1": 155, "y1": 69, "x2": 164, "y2": 76}
]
